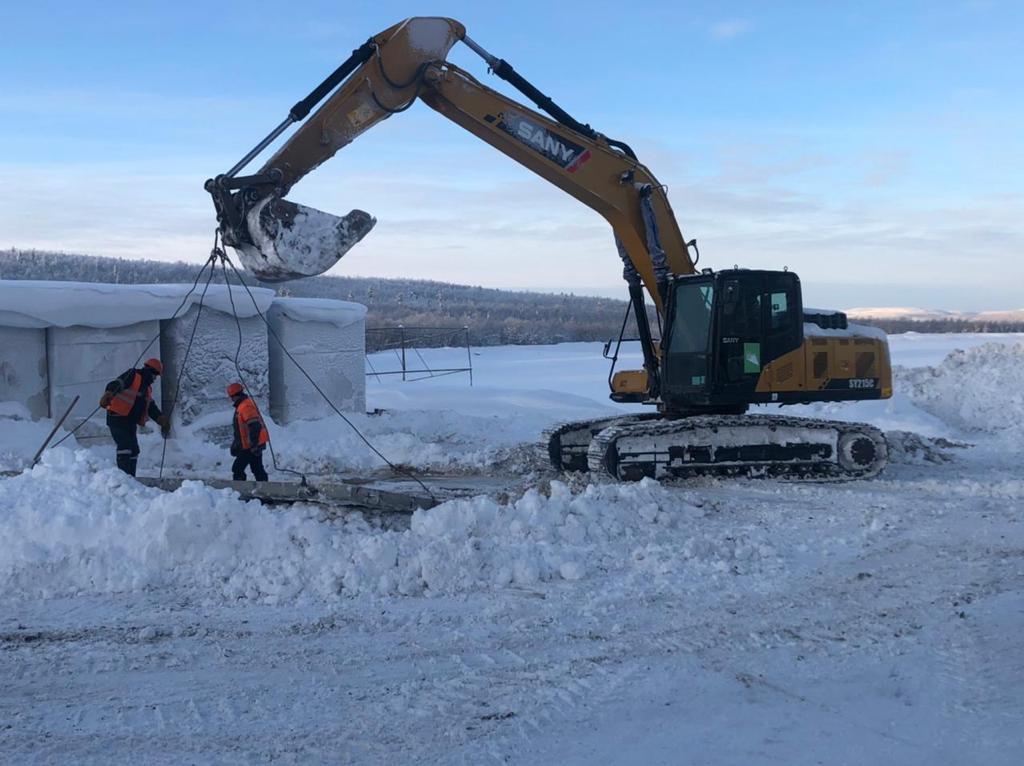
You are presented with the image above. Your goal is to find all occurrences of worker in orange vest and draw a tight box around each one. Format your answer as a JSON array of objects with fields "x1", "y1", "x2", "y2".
[
  {"x1": 99, "y1": 358, "x2": 170, "y2": 476},
  {"x1": 227, "y1": 382, "x2": 269, "y2": 481}
]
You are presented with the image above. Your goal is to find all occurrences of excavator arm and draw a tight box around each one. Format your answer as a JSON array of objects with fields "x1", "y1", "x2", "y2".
[{"x1": 206, "y1": 17, "x2": 699, "y2": 389}]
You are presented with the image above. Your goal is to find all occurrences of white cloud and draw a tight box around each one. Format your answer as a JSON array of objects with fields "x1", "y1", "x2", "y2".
[{"x1": 710, "y1": 20, "x2": 751, "y2": 41}]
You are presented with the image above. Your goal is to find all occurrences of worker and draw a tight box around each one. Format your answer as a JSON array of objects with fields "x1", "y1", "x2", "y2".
[
  {"x1": 227, "y1": 382, "x2": 269, "y2": 481},
  {"x1": 99, "y1": 358, "x2": 170, "y2": 476}
]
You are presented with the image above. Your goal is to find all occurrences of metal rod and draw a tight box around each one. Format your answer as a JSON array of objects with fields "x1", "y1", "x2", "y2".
[
  {"x1": 461, "y1": 35, "x2": 499, "y2": 68},
  {"x1": 30, "y1": 395, "x2": 80, "y2": 468},
  {"x1": 465, "y1": 326, "x2": 473, "y2": 387},
  {"x1": 400, "y1": 325, "x2": 406, "y2": 382},
  {"x1": 364, "y1": 368, "x2": 472, "y2": 376},
  {"x1": 224, "y1": 116, "x2": 295, "y2": 179}
]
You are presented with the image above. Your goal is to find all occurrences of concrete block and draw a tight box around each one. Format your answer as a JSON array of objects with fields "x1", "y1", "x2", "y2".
[{"x1": 0, "y1": 326, "x2": 48, "y2": 419}]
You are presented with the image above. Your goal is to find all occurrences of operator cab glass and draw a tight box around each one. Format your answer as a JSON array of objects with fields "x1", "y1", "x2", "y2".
[{"x1": 663, "y1": 276, "x2": 715, "y2": 394}]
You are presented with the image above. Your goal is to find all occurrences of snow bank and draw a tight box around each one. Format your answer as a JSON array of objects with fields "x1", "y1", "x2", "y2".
[
  {"x1": 898, "y1": 342, "x2": 1024, "y2": 436},
  {"x1": 0, "y1": 281, "x2": 274, "y2": 329},
  {"x1": 0, "y1": 451, "x2": 773, "y2": 602}
]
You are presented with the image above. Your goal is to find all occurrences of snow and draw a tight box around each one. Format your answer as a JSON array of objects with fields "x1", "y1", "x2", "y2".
[
  {"x1": 0, "y1": 452, "x2": 737, "y2": 601},
  {"x1": 0, "y1": 280, "x2": 274, "y2": 329},
  {"x1": 269, "y1": 296, "x2": 366, "y2": 327},
  {"x1": 2, "y1": 333, "x2": 1024, "y2": 763},
  {"x1": 404, "y1": 15, "x2": 462, "y2": 56},
  {"x1": 897, "y1": 342, "x2": 1024, "y2": 437}
]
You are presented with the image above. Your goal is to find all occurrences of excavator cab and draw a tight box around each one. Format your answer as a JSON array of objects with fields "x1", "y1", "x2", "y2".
[{"x1": 661, "y1": 269, "x2": 889, "y2": 413}]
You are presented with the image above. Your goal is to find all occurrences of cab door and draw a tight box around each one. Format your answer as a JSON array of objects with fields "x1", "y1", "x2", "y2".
[{"x1": 715, "y1": 274, "x2": 764, "y2": 399}]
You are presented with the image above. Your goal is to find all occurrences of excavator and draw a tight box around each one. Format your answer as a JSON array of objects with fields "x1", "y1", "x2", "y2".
[{"x1": 205, "y1": 17, "x2": 892, "y2": 482}]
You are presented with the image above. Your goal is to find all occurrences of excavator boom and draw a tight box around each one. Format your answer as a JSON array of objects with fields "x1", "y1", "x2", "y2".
[{"x1": 205, "y1": 17, "x2": 695, "y2": 307}]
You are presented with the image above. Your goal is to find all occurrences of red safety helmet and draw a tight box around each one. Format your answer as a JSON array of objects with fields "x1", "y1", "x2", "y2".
[
  {"x1": 144, "y1": 358, "x2": 163, "y2": 375},
  {"x1": 226, "y1": 382, "x2": 244, "y2": 398}
]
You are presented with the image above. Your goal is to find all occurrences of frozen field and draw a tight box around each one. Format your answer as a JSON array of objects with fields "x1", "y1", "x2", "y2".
[{"x1": 2, "y1": 334, "x2": 1023, "y2": 764}]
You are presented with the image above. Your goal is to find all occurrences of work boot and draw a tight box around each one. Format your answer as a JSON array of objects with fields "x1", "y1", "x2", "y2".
[{"x1": 116, "y1": 451, "x2": 133, "y2": 475}]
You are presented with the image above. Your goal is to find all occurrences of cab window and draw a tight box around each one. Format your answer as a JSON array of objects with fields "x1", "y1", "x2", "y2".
[{"x1": 769, "y1": 291, "x2": 791, "y2": 333}]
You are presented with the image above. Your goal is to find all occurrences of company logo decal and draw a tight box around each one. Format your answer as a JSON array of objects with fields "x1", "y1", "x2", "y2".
[{"x1": 496, "y1": 111, "x2": 591, "y2": 173}]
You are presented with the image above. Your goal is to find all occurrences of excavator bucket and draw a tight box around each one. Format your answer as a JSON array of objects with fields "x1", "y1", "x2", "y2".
[{"x1": 232, "y1": 197, "x2": 376, "y2": 282}]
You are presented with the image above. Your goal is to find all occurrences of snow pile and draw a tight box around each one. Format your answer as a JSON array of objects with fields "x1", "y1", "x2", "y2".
[
  {"x1": 897, "y1": 342, "x2": 1024, "y2": 436},
  {"x1": 0, "y1": 403, "x2": 57, "y2": 472},
  {"x1": 0, "y1": 451, "x2": 773, "y2": 602}
]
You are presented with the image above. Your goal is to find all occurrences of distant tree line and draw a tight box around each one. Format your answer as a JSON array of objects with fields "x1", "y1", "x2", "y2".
[
  {"x1": 0, "y1": 248, "x2": 650, "y2": 348},
  {"x1": 850, "y1": 317, "x2": 1024, "y2": 334},
  {"x1": 5, "y1": 249, "x2": 1018, "y2": 345}
]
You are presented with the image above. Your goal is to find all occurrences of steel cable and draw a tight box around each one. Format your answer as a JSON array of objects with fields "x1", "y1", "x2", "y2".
[
  {"x1": 219, "y1": 257, "x2": 306, "y2": 483},
  {"x1": 219, "y1": 249, "x2": 436, "y2": 502},
  {"x1": 50, "y1": 246, "x2": 219, "y2": 451},
  {"x1": 157, "y1": 260, "x2": 218, "y2": 478}
]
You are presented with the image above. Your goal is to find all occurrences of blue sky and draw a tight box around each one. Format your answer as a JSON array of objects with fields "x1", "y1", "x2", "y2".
[{"x1": 1, "y1": 0, "x2": 1021, "y2": 309}]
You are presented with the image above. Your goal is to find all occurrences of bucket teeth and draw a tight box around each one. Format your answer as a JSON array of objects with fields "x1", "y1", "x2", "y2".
[{"x1": 231, "y1": 197, "x2": 376, "y2": 282}]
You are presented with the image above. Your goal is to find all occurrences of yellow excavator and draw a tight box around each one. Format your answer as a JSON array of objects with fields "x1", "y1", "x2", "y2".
[{"x1": 206, "y1": 17, "x2": 892, "y2": 481}]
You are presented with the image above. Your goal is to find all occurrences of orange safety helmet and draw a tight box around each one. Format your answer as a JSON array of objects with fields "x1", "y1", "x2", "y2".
[
  {"x1": 227, "y1": 382, "x2": 245, "y2": 398},
  {"x1": 143, "y1": 358, "x2": 163, "y2": 375}
]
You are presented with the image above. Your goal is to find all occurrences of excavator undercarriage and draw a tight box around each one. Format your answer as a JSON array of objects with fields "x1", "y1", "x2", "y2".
[{"x1": 547, "y1": 414, "x2": 887, "y2": 482}]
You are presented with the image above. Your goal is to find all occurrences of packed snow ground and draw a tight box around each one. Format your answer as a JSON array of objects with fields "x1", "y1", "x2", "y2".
[{"x1": 2, "y1": 334, "x2": 1023, "y2": 764}]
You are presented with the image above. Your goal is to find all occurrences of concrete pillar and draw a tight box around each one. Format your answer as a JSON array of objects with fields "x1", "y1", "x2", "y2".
[{"x1": 268, "y1": 298, "x2": 366, "y2": 423}]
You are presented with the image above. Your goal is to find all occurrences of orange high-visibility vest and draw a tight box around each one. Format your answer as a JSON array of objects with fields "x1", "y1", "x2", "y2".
[
  {"x1": 106, "y1": 371, "x2": 153, "y2": 425},
  {"x1": 235, "y1": 397, "x2": 269, "y2": 450}
]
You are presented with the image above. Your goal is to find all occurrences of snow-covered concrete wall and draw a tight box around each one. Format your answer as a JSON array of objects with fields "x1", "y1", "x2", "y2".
[
  {"x1": 0, "y1": 327, "x2": 48, "y2": 419},
  {"x1": 0, "y1": 281, "x2": 365, "y2": 432},
  {"x1": 268, "y1": 298, "x2": 366, "y2": 422},
  {"x1": 0, "y1": 281, "x2": 275, "y2": 429},
  {"x1": 47, "y1": 322, "x2": 162, "y2": 437},
  {"x1": 161, "y1": 305, "x2": 270, "y2": 425}
]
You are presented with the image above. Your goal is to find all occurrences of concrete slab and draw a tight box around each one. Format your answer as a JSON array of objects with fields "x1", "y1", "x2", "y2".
[{"x1": 135, "y1": 476, "x2": 435, "y2": 514}]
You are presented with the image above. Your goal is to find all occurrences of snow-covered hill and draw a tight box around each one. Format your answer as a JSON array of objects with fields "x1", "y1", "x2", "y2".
[
  {"x1": 846, "y1": 305, "x2": 1024, "y2": 322},
  {"x1": 2, "y1": 335, "x2": 1023, "y2": 764}
]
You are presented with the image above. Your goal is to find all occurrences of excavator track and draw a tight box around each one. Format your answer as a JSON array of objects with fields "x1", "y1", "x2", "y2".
[
  {"x1": 541, "y1": 414, "x2": 658, "y2": 472},
  {"x1": 585, "y1": 414, "x2": 887, "y2": 482}
]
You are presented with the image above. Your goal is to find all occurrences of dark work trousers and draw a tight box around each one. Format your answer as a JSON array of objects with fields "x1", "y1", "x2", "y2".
[
  {"x1": 232, "y1": 449, "x2": 268, "y2": 481},
  {"x1": 108, "y1": 418, "x2": 140, "y2": 476}
]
